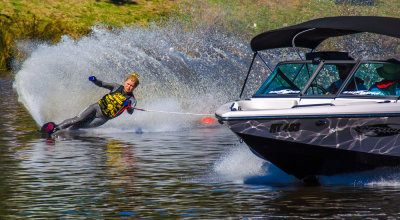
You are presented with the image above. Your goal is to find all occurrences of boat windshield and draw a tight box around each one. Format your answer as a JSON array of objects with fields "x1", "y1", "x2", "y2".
[
  {"x1": 254, "y1": 61, "x2": 400, "y2": 97},
  {"x1": 255, "y1": 62, "x2": 318, "y2": 95},
  {"x1": 340, "y1": 61, "x2": 400, "y2": 96},
  {"x1": 303, "y1": 61, "x2": 400, "y2": 96},
  {"x1": 304, "y1": 62, "x2": 357, "y2": 95}
]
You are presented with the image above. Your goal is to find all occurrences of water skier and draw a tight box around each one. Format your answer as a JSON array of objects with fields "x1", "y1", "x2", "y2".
[{"x1": 41, "y1": 73, "x2": 139, "y2": 134}]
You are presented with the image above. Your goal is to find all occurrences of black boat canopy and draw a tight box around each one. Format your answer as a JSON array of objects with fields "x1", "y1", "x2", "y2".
[{"x1": 250, "y1": 16, "x2": 400, "y2": 51}]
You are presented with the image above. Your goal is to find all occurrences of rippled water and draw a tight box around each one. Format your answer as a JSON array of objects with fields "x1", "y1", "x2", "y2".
[
  {"x1": 6, "y1": 14, "x2": 400, "y2": 218},
  {"x1": 4, "y1": 75, "x2": 400, "y2": 218}
]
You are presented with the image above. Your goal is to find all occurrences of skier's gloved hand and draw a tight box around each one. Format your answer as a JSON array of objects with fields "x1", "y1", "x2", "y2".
[
  {"x1": 124, "y1": 100, "x2": 133, "y2": 114},
  {"x1": 123, "y1": 99, "x2": 131, "y2": 106},
  {"x1": 88, "y1": 76, "x2": 96, "y2": 81}
]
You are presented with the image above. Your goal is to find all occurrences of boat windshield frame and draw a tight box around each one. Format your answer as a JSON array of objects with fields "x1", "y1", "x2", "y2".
[
  {"x1": 253, "y1": 60, "x2": 318, "y2": 97},
  {"x1": 253, "y1": 59, "x2": 400, "y2": 99},
  {"x1": 302, "y1": 60, "x2": 359, "y2": 97},
  {"x1": 337, "y1": 60, "x2": 400, "y2": 98}
]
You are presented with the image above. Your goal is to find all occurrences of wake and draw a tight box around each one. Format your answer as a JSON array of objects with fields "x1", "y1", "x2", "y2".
[{"x1": 13, "y1": 21, "x2": 253, "y2": 132}]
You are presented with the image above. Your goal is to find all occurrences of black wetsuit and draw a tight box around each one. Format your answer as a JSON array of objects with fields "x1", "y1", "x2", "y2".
[{"x1": 57, "y1": 78, "x2": 136, "y2": 130}]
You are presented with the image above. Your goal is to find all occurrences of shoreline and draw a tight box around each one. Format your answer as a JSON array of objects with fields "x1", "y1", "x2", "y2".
[{"x1": 1, "y1": 0, "x2": 399, "y2": 73}]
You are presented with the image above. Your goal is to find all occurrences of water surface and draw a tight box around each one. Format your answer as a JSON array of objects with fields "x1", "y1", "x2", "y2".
[
  {"x1": 3, "y1": 75, "x2": 400, "y2": 218},
  {"x1": 5, "y1": 18, "x2": 400, "y2": 218}
]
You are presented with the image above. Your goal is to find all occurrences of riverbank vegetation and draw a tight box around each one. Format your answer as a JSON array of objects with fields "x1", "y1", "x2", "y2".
[
  {"x1": 0, "y1": 0, "x2": 178, "y2": 71},
  {"x1": 184, "y1": 0, "x2": 400, "y2": 40},
  {"x1": 1, "y1": 0, "x2": 399, "y2": 72}
]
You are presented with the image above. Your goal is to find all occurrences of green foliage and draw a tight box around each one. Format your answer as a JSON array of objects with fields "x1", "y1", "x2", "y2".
[
  {"x1": 0, "y1": 17, "x2": 14, "y2": 71},
  {"x1": 0, "y1": 0, "x2": 176, "y2": 72},
  {"x1": 180, "y1": 0, "x2": 400, "y2": 41},
  {"x1": 1, "y1": 0, "x2": 399, "y2": 72}
]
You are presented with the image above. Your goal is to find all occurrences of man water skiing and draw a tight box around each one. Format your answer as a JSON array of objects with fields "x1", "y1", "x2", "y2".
[{"x1": 41, "y1": 73, "x2": 139, "y2": 134}]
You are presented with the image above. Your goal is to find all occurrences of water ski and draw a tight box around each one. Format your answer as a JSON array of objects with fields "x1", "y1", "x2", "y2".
[{"x1": 40, "y1": 122, "x2": 58, "y2": 135}]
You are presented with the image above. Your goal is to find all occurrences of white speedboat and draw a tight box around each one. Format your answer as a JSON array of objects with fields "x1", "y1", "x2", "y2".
[{"x1": 216, "y1": 16, "x2": 400, "y2": 184}]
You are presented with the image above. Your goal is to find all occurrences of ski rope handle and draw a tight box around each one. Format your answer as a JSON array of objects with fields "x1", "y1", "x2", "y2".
[{"x1": 114, "y1": 97, "x2": 137, "y2": 117}]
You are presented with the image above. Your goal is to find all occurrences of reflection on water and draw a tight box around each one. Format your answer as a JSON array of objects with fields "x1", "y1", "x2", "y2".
[{"x1": 3, "y1": 76, "x2": 400, "y2": 218}]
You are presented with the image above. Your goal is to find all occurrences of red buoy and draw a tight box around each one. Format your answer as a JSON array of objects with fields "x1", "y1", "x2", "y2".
[{"x1": 201, "y1": 116, "x2": 216, "y2": 124}]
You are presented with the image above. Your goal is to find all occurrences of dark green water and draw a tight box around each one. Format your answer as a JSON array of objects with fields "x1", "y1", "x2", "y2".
[{"x1": 3, "y1": 75, "x2": 400, "y2": 218}]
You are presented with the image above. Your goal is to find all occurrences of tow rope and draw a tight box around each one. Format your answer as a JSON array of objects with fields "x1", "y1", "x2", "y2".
[{"x1": 133, "y1": 107, "x2": 213, "y2": 116}]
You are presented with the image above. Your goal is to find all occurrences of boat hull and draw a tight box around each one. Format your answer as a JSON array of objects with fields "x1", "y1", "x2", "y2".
[{"x1": 222, "y1": 116, "x2": 400, "y2": 180}]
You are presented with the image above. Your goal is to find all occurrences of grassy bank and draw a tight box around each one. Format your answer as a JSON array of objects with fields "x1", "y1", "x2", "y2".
[
  {"x1": 0, "y1": 0, "x2": 179, "y2": 71},
  {"x1": 1, "y1": 0, "x2": 400, "y2": 72},
  {"x1": 182, "y1": 0, "x2": 400, "y2": 40}
]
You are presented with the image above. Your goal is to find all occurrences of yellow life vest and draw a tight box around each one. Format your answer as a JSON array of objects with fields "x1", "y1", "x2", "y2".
[{"x1": 98, "y1": 86, "x2": 131, "y2": 118}]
